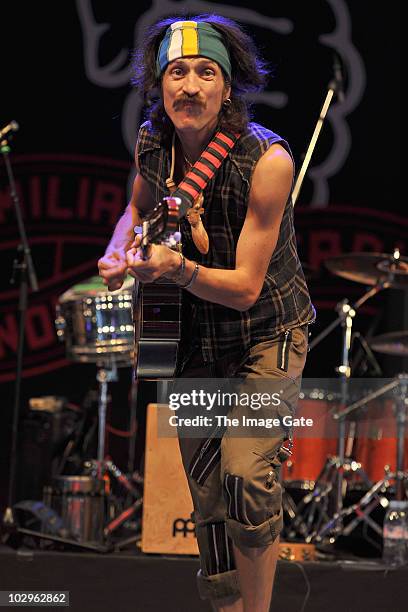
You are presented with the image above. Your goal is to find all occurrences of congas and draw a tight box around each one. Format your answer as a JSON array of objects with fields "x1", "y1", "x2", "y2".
[
  {"x1": 281, "y1": 388, "x2": 338, "y2": 488},
  {"x1": 55, "y1": 275, "x2": 134, "y2": 365}
]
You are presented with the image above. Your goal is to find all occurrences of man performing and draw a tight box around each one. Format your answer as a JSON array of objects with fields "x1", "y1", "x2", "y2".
[{"x1": 98, "y1": 14, "x2": 315, "y2": 612}]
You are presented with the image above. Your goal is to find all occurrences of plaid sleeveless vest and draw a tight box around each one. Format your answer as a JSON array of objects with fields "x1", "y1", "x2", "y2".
[{"x1": 137, "y1": 121, "x2": 315, "y2": 363}]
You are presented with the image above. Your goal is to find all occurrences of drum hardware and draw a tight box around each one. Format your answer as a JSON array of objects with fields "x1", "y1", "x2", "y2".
[
  {"x1": 315, "y1": 375, "x2": 408, "y2": 546},
  {"x1": 285, "y1": 250, "x2": 408, "y2": 544},
  {"x1": 62, "y1": 356, "x2": 142, "y2": 546},
  {"x1": 95, "y1": 362, "x2": 117, "y2": 481},
  {"x1": 369, "y1": 331, "x2": 408, "y2": 357},
  {"x1": 56, "y1": 273, "x2": 139, "y2": 474},
  {"x1": 350, "y1": 332, "x2": 383, "y2": 377},
  {"x1": 44, "y1": 475, "x2": 105, "y2": 544},
  {"x1": 53, "y1": 275, "x2": 146, "y2": 547},
  {"x1": 55, "y1": 275, "x2": 135, "y2": 366},
  {"x1": 82, "y1": 459, "x2": 143, "y2": 543},
  {"x1": 289, "y1": 295, "x2": 381, "y2": 541}
]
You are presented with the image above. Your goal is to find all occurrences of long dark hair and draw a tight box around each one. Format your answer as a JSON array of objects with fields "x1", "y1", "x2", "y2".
[{"x1": 131, "y1": 14, "x2": 269, "y2": 135}]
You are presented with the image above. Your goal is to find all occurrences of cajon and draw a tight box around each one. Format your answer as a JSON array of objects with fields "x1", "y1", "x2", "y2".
[{"x1": 141, "y1": 403, "x2": 199, "y2": 554}]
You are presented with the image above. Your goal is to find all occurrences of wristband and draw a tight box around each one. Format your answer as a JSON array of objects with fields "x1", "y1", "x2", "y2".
[
  {"x1": 171, "y1": 252, "x2": 185, "y2": 282},
  {"x1": 179, "y1": 262, "x2": 200, "y2": 289}
]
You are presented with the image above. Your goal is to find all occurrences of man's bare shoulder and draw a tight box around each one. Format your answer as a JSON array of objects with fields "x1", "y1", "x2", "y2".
[{"x1": 249, "y1": 144, "x2": 293, "y2": 213}]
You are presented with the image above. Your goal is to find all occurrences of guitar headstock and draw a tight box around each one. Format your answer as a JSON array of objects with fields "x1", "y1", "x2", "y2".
[{"x1": 138, "y1": 197, "x2": 181, "y2": 257}]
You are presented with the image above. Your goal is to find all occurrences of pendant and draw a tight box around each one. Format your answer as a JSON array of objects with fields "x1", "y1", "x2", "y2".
[
  {"x1": 165, "y1": 177, "x2": 177, "y2": 192},
  {"x1": 186, "y1": 194, "x2": 209, "y2": 254}
]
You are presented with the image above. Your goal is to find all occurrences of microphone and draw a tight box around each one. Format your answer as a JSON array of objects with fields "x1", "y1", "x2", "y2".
[
  {"x1": 0, "y1": 120, "x2": 19, "y2": 140},
  {"x1": 332, "y1": 54, "x2": 345, "y2": 103}
]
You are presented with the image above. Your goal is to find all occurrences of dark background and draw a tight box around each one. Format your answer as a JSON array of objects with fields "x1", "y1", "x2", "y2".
[{"x1": 0, "y1": 1, "x2": 406, "y2": 511}]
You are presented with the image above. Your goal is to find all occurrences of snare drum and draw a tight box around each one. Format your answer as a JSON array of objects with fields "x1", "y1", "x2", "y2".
[
  {"x1": 56, "y1": 276, "x2": 134, "y2": 365},
  {"x1": 282, "y1": 388, "x2": 338, "y2": 487},
  {"x1": 46, "y1": 476, "x2": 105, "y2": 543}
]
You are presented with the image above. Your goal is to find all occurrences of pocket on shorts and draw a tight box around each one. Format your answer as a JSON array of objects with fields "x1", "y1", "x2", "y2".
[
  {"x1": 251, "y1": 451, "x2": 283, "y2": 520},
  {"x1": 247, "y1": 326, "x2": 308, "y2": 381},
  {"x1": 223, "y1": 473, "x2": 251, "y2": 524},
  {"x1": 188, "y1": 437, "x2": 222, "y2": 486}
]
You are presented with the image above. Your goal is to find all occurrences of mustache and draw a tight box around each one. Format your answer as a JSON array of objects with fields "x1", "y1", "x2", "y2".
[{"x1": 173, "y1": 96, "x2": 205, "y2": 110}]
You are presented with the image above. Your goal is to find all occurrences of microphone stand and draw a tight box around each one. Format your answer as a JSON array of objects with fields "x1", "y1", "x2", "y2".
[
  {"x1": 291, "y1": 54, "x2": 345, "y2": 206},
  {"x1": 1, "y1": 129, "x2": 39, "y2": 540}
]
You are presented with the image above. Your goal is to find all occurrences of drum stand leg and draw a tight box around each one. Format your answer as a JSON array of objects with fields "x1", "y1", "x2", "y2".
[
  {"x1": 285, "y1": 456, "x2": 337, "y2": 540},
  {"x1": 86, "y1": 364, "x2": 144, "y2": 545},
  {"x1": 311, "y1": 376, "x2": 408, "y2": 546},
  {"x1": 286, "y1": 452, "x2": 377, "y2": 543},
  {"x1": 322, "y1": 376, "x2": 408, "y2": 543},
  {"x1": 96, "y1": 363, "x2": 118, "y2": 480}
]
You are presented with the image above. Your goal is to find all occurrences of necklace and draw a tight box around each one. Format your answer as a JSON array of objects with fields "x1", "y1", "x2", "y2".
[
  {"x1": 165, "y1": 134, "x2": 209, "y2": 254},
  {"x1": 183, "y1": 154, "x2": 193, "y2": 171}
]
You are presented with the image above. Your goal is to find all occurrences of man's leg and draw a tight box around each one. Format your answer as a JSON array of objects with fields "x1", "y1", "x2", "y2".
[
  {"x1": 232, "y1": 538, "x2": 279, "y2": 612},
  {"x1": 210, "y1": 538, "x2": 280, "y2": 612},
  {"x1": 210, "y1": 594, "x2": 243, "y2": 612},
  {"x1": 178, "y1": 434, "x2": 244, "y2": 609},
  {"x1": 178, "y1": 350, "x2": 244, "y2": 608},
  {"x1": 220, "y1": 326, "x2": 309, "y2": 612},
  {"x1": 221, "y1": 433, "x2": 284, "y2": 612}
]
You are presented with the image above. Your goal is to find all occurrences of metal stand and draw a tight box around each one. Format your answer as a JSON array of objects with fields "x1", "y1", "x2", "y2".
[
  {"x1": 286, "y1": 282, "x2": 392, "y2": 543},
  {"x1": 87, "y1": 361, "x2": 143, "y2": 544},
  {"x1": 1, "y1": 130, "x2": 39, "y2": 540},
  {"x1": 95, "y1": 363, "x2": 118, "y2": 480},
  {"x1": 291, "y1": 54, "x2": 345, "y2": 206},
  {"x1": 315, "y1": 375, "x2": 408, "y2": 546}
]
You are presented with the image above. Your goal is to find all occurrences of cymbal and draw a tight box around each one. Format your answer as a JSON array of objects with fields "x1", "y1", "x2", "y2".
[
  {"x1": 370, "y1": 331, "x2": 408, "y2": 356},
  {"x1": 325, "y1": 252, "x2": 408, "y2": 288}
]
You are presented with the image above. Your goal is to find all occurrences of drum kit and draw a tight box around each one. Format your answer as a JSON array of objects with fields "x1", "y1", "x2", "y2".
[
  {"x1": 283, "y1": 249, "x2": 408, "y2": 548},
  {"x1": 52, "y1": 249, "x2": 408, "y2": 550}
]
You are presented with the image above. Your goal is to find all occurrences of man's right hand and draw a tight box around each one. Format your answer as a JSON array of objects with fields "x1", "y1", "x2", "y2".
[{"x1": 98, "y1": 248, "x2": 128, "y2": 291}]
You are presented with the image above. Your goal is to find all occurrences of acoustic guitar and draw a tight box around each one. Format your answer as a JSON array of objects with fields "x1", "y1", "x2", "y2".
[{"x1": 132, "y1": 196, "x2": 182, "y2": 379}]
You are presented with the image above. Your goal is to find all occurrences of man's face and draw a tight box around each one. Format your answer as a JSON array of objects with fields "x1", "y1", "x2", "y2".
[{"x1": 162, "y1": 56, "x2": 230, "y2": 134}]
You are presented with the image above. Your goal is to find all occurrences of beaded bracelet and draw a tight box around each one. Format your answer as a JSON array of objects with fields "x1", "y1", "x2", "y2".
[{"x1": 179, "y1": 262, "x2": 200, "y2": 289}]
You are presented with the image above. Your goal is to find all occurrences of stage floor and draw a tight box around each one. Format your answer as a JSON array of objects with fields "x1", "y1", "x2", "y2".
[{"x1": 0, "y1": 545, "x2": 406, "y2": 611}]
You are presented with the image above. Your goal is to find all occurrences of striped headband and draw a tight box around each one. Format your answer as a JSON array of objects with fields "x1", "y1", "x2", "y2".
[{"x1": 156, "y1": 21, "x2": 231, "y2": 79}]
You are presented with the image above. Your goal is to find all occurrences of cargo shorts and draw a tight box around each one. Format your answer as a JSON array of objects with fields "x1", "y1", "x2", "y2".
[{"x1": 177, "y1": 325, "x2": 308, "y2": 601}]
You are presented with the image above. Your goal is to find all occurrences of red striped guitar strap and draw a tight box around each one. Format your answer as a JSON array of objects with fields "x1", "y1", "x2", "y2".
[{"x1": 173, "y1": 129, "x2": 240, "y2": 218}]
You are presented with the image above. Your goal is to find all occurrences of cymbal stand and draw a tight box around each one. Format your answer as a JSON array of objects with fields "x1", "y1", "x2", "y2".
[
  {"x1": 288, "y1": 283, "x2": 390, "y2": 542},
  {"x1": 315, "y1": 375, "x2": 408, "y2": 546}
]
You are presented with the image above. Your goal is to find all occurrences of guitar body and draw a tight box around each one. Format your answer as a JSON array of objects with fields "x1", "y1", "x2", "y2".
[
  {"x1": 129, "y1": 196, "x2": 184, "y2": 380},
  {"x1": 133, "y1": 279, "x2": 181, "y2": 379}
]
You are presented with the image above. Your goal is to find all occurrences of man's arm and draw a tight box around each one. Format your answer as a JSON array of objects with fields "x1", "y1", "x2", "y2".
[
  {"x1": 127, "y1": 143, "x2": 293, "y2": 310},
  {"x1": 98, "y1": 172, "x2": 155, "y2": 290}
]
